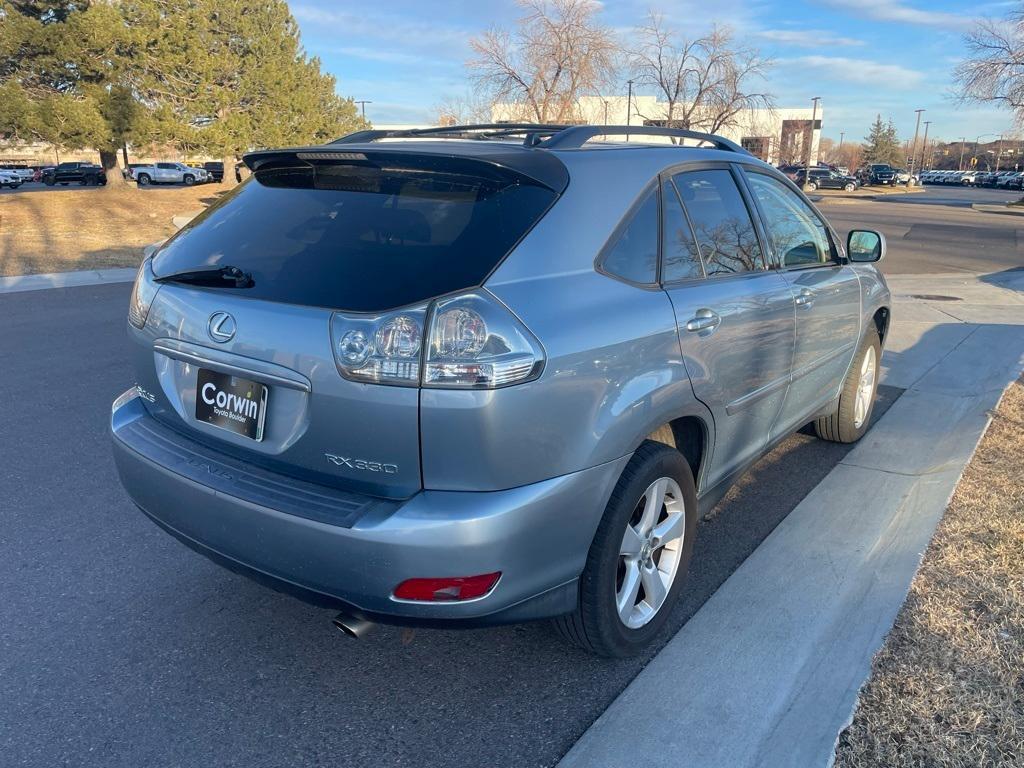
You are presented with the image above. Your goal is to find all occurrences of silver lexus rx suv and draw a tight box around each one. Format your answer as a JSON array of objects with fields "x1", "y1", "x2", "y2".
[{"x1": 111, "y1": 124, "x2": 890, "y2": 657}]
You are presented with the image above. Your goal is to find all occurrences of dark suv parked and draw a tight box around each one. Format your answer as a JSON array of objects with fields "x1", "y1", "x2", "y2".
[
  {"x1": 203, "y1": 162, "x2": 225, "y2": 182},
  {"x1": 865, "y1": 164, "x2": 896, "y2": 186},
  {"x1": 795, "y1": 168, "x2": 859, "y2": 191},
  {"x1": 42, "y1": 162, "x2": 106, "y2": 186}
]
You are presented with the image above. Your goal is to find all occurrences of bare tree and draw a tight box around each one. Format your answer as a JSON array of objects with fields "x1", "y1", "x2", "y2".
[
  {"x1": 630, "y1": 13, "x2": 773, "y2": 134},
  {"x1": 433, "y1": 91, "x2": 493, "y2": 126},
  {"x1": 955, "y1": 7, "x2": 1024, "y2": 122},
  {"x1": 468, "y1": 0, "x2": 617, "y2": 124}
]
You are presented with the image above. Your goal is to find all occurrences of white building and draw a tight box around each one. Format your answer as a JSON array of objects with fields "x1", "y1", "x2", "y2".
[{"x1": 493, "y1": 96, "x2": 822, "y2": 166}]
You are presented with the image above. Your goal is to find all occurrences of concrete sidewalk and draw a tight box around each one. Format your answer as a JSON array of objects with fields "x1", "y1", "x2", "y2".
[
  {"x1": 561, "y1": 270, "x2": 1024, "y2": 768},
  {"x1": 0, "y1": 268, "x2": 138, "y2": 294}
]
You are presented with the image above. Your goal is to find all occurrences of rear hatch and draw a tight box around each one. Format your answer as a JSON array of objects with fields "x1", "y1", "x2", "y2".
[{"x1": 136, "y1": 145, "x2": 563, "y2": 499}]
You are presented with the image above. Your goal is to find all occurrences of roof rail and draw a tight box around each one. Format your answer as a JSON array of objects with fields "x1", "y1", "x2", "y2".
[
  {"x1": 332, "y1": 123, "x2": 571, "y2": 146},
  {"x1": 537, "y1": 125, "x2": 750, "y2": 154}
]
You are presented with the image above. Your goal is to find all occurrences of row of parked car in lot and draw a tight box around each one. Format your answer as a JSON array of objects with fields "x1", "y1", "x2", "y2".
[
  {"x1": 920, "y1": 168, "x2": 1024, "y2": 189},
  {"x1": 0, "y1": 160, "x2": 227, "y2": 189}
]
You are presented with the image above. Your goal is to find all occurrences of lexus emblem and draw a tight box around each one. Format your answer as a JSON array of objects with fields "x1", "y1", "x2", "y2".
[{"x1": 207, "y1": 311, "x2": 236, "y2": 343}]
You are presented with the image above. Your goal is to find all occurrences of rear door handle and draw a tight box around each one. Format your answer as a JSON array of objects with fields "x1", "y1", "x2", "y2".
[
  {"x1": 686, "y1": 308, "x2": 721, "y2": 333},
  {"x1": 794, "y1": 288, "x2": 815, "y2": 308}
]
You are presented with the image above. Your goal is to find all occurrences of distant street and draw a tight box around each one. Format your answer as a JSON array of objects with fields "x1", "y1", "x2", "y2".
[{"x1": 820, "y1": 185, "x2": 1024, "y2": 275}]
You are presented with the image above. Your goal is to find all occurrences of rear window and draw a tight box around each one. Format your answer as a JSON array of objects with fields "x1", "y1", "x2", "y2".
[{"x1": 152, "y1": 156, "x2": 557, "y2": 312}]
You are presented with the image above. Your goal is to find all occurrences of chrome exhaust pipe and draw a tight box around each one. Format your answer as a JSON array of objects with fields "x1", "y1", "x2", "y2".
[{"x1": 332, "y1": 612, "x2": 376, "y2": 639}]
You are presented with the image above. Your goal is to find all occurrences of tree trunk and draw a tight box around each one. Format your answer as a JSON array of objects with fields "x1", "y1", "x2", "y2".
[
  {"x1": 99, "y1": 149, "x2": 126, "y2": 189},
  {"x1": 223, "y1": 154, "x2": 240, "y2": 187}
]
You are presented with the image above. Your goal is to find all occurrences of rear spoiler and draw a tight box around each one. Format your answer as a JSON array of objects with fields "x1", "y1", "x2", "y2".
[{"x1": 242, "y1": 145, "x2": 570, "y2": 193}]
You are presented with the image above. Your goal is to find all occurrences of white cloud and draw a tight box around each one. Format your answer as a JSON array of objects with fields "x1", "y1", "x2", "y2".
[
  {"x1": 820, "y1": 0, "x2": 974, "y2": 29},
  {"x1": 786, "y1": 56, "x2": 926, "y2": 89},
  {"x1": 757, "y1": 28, "x2": 864, "y2": 47}
]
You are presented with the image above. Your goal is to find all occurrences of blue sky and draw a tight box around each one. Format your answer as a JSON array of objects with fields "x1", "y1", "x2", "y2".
[{"x1": 291, "y1": 0, "x2": 1018, "y2": 145}]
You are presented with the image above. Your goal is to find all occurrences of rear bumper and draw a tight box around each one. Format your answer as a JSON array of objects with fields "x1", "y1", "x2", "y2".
[{"x1": 111, "y1": 390, "x2": 627, "y2": 625}]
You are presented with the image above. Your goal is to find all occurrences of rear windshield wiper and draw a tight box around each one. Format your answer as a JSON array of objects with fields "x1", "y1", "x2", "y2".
[{"x1": 154, "y1": 265, "x2": 254, "y2": 288}]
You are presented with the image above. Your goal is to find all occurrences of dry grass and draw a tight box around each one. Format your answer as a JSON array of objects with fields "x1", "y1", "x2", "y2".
[
  {"x1": 834, "y1": 377, "x2": 1024, "y2": 768},
  {"x1": 0, "y1": 184, "x2": 223, "y2": 276}
]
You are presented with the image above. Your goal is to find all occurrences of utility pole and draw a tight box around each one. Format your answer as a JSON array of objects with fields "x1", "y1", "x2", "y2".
[
  {"x1": 907, "y1": 109, "x2": 924, "y2": 185},
  {"x1": 838, "y1": 131, "x2": 845, "y2": 149},
  {"x1": 919, "y1": 121, "x2": 931, "y2": 174},
  {"x1": 354, "y1": 100, "x2": 372, "y2": 120},
  {"x1": 803, "y1": 96, "x2": 820, "y2": 191},
  {"x1": 626, "y1": 80, "x2": 634, "y2": 141},
  {"x1": 958, "y1": 137, "x2": 967, "y2": 171},
  {"x1": 996, "y1": 134, "x2": 1004, "y2": 171}
]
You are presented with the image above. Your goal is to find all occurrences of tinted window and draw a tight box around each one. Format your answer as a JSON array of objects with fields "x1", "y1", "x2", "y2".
[
  {"x1": 601, "y1": 187, "x2": 658, "y2": 284},
  {"x1": 661, "y1": 180, "x2": 703, "y2": 282},
  {"x1": 746, "y1": 172, "x2": 832, "y2": 267},
  {"x1": 672, "y1": 169, "x2": 765, "y2": 276},
  {"x1": 157, "y1": 163, "x2": 175, "y2": 169},
  {"x1": 152, "y1": 158, "x2": 557, "y2": 312}
]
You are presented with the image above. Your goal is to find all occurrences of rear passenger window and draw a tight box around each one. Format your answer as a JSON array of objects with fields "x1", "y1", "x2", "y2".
[
  {"x1": 672, "y1": 169, "x2": 765, "y2": 276},
  {"x1": 745, "y1": 172, "x2": 832, "y2": 267},
  {"x1": 661, "y1": 180, "x2": 703, "y2": 282},
  {"x1": 601, "y1": 187, "x2": 658, "y2": 284}
]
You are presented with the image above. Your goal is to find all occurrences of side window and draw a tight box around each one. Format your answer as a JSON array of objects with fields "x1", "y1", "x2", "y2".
[
  {"x1": 661, "y1": 179, "x2": 703, "y2": 282},
  {"x1": 672, "y1": 169, "x2": 765, "y2": 276},
  {"x1": 157, "y1": 163, "x2": 174, "y2": 170},
  {"x1": 745, "y1": 172, "x2": 833, "y2": 268},
  {"x1": 601, "y1": 186, "x2": 658, "y2": 285}
]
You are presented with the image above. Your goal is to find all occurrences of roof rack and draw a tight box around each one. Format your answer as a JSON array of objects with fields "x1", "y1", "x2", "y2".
[
  {"x1": 332, "y1": 123, "x2": 571, "y2": 147},
  {"x1": 331, "y1": 123, "x2": 750, "y2": 155},
  {"x1": 537, "y1": 125, "x2": 749, "y2": 153}
]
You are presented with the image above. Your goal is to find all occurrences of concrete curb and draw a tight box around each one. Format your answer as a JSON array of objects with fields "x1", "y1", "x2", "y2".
[
  {"x1": 0, "y1": 268, "x2": 137, "y2": 294},
  {"x1": 971, "y1": 202, "x2": 1024, "y2": 216},
  {"x1": 559, "y1": 276, "x2": 1024, "y2": 768}
]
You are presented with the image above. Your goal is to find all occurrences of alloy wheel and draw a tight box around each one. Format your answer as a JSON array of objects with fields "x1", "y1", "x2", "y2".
[
  {"x1": 853, "y1": 345, "x2": 876, "y2": 428},
  {"x1": 616, "y1": 477, "x2": 687, "y2": 629}
]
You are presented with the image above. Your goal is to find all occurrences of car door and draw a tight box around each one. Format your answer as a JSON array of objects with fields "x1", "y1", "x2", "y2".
[
  {"x1": 156, "y1": 163, "x2": 175, "y2": 182},
  {"x1": 741, "y1": 170, "x2": 862, "y2": 439},
  {"x1": 661, "y1": 166, "x2": 796, "y2": 489}
]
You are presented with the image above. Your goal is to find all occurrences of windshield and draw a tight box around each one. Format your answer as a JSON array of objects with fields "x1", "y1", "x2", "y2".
[{"x1": 152, "y1": 157, "x2": 557, "y2": 312}]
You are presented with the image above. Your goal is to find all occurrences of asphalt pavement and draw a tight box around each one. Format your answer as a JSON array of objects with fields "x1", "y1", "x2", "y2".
[{"x1": 1, "y1": 187, "x2": 1019, "y2": 767}]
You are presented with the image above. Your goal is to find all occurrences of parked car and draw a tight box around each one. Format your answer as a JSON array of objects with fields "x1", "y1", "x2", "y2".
[
  {"x1": 0, "y1": 164, "x2": 34, "y2": 182},
  {"x1": 794, "y1": 167, "x2": 859, "y2": 191},
  {"x1": 41, "y1": 162, "x2": 106, "y2": 186},
  {"x1": 997, "y1": 172, "x2": 1024, "y2": 190},
  {"x1": 111, "y1": 124, "x2": 890, "y2": 657},
  {"x1": 865, "y1": 164, "x2": 897, "y2": 185},
  {"x1": 959, "y1": 170, "x2": 979, "y2": 185},
  {"x1": 123, "y1": 163, "x2": 147, "y2": 180},
  {"x1": 0, "y1": 169, "x2": 24, "y2": 189},
  {"x1": 892, "y1": 168, "x2": 917, "y2": 185},
  {"x1": 131, "y1": 161, "x2": 203, "y2": 186},
  {"x1": 203, "y1": 161, "x2": 225, "y2": 182}
]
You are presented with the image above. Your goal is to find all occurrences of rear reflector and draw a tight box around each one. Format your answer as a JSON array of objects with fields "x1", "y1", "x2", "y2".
[{"x1": 393, "y1": 572, "x2": 501, "y2": 602}]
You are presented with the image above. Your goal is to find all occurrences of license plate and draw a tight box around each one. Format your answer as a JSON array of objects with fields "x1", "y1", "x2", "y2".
[{"x1": 195, "y1": 368, "x2": 268, "y2": 441}]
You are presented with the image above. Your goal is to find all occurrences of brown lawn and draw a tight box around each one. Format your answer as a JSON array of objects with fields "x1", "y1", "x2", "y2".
[
  {"x1": 834, "y1": 377, "x2": 1024, "y2": 768},
  {"x1": 0, "y1": 184, "x2": 223, "y2": 277}
]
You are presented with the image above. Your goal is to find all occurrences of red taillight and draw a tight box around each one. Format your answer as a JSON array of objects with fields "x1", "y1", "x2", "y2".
[{"x1": 393, "y1": 572, "x2": 501, "y2": 602}]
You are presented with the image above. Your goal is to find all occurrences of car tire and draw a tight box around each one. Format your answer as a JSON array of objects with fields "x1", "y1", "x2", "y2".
[
  {"x1": 806, "y1": 181, "x2": 817, "y2": 191},
  {"x1": 815, "y1": 330, "x2": 881, "y2": 444},
  {"x1": 183, "y1": 174, "x2": 195, "y2": 186},
  {"x1": 844, "y1": 182, "x2": 856, "y2": 191},
  {"x1": 44, "y1": 178, "x2": 55, "y2": 186},
  {"x1": 553, "y1": 440, "x2": 697, "y2": 657},
  {"x1": 137, "y1": 174, "x2": 151, "y2": 186}
]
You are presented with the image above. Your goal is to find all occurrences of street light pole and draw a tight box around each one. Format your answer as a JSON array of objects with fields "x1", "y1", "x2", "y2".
[
  {"x1": 996, "y1": 134, "x2": 1004, "y2": 171},
  {"x1": 919, "y1": 121, "x2": 931, "y2": 174},
  {"x1": 803, "y1": 96, "x2": 820, "y2": 191},
  {"x1": 975, "y1": 133, "x2": 998, "y2": 169},
  {"x1": 907, "y1": 109, "x2": 924, "y2": 185},
  {"x1": 626, "y1": 80, "x2": 634, "y2": 141},
  {"x1": 958, "y1": 137, "x2": 967, "y2": 171},
  {"x1": 838, "y1": 131, "x2": 845, "y2": 150}
]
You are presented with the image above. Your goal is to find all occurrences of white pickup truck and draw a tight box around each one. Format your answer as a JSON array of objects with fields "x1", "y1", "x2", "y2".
[{"x1": 130, "y1": 162, "x2": 208, "y2": 186}]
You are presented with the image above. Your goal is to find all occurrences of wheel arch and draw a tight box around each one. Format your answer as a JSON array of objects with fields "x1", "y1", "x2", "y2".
[{"x1": 642, "y1": 408, "x2": 714, "y2": 493}]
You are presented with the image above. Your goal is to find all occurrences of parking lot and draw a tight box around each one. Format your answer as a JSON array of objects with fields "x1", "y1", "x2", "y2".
[{"x1": 1, "y1": 186, "x2": 1021, "y2": 767}]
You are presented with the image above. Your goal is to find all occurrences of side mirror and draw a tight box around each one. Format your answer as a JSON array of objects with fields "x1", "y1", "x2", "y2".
[{"x1": 847, "y1": 229, "x2": 885, "y2": 263}]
